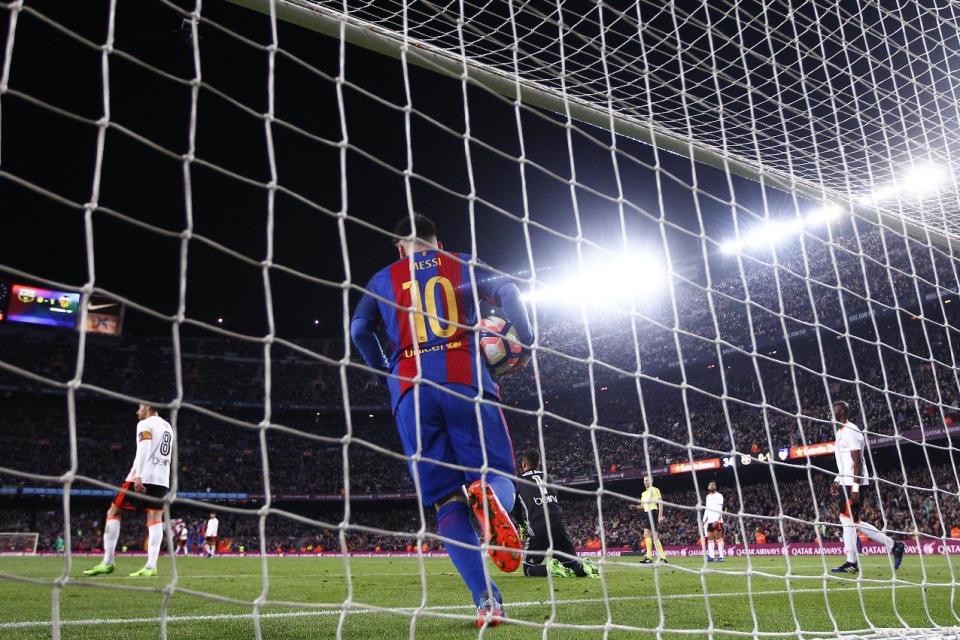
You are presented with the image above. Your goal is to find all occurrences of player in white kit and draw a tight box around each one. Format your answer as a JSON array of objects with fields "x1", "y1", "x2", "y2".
[
  {"x1": 703, "y1": 481, "x2": 725, "y2": 562},
  {"x1": 204, "y1": 514, "x2": 219, "y2": 558},
  {"x1": 829, "y1": 401, "x2": 905, "y2": 573},
  {"x1": 176, "y1": 521, "x2": 189, "y2": 555},
  {"x1": 83, "y1": 404, "x2": 174, "y2": 577}
]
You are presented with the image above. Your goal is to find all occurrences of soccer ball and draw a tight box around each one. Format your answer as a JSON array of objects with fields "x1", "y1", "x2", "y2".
[{"x1": 479, "y1": 316, "x2": 524, "y2": 376}]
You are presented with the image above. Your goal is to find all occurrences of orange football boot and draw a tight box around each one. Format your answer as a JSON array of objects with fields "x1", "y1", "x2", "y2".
[
  {"x1": 475, "y1": 598, "x2": 506, "y2": 628},
  {"x1": 465, "y1": 480, "x2": 522, "y2": 573}
]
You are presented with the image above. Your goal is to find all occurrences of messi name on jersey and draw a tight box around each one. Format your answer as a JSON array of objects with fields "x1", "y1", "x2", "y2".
[{"x1": 411, "y1": 256, "x2": 442, "y2": 270}]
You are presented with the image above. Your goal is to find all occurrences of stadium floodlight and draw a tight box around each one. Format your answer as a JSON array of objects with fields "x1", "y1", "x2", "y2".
[
  {"x1": 860, "y1": 163, "x2": 950, "y2": 204},
  {"x1": 721, "y1": 204, "x2": 843, "y2": 254},
  {"x1": 902, "y1": 163, "x2": 948, "y2": 195},
  {"x1": 805, "y1": 203, "x2": 842, "y2": 226},
  {"x1": 523, "y1": 253, "x2": 663, "y2": 307}
]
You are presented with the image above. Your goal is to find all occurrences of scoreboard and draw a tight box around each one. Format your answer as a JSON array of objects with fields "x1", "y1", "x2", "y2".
[
  {"x1": 6, "y1": 284, "x2": 80, "y2": 328},
  {"x1": 0, "y1": 281, "x2": 123, "y2": 335}
]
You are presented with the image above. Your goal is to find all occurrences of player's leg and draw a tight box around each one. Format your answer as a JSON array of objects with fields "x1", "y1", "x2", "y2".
[
  {"x1": 131, "y1": 508, "x2": 163, "y2": 577},
  {"x1": 706, "y1": 527, "x2": 716, "y2": 561},
  {"x1": 84, "y1": 489, "x2": 128, "y2": 575},
  {"x1": 833, "y1": 493, "x2": 860, "y2": 573},
  {"x1": 855, "y1": 520, "x2": 893, "y2": 547},
  {"x1": 716, "y1": 525, "x2": 725, "y2": 561},
  {"x1": 552, "y1": 523, "x2": 597, "y2": 578},
  {"x1": 521, "y1": 532, "x2": 549, "y2": 577},
  {"x1": 436, "y1": 491, "x2": 505, "y2": 624},
  {"x1": 395, "y1": 387, "x2": 503, "y2": 624},
  {"x1": 849, "y1": 489, "x2": 904, "y2": 568},
  {"x1": 650, "y1": 510, "x2": 666, "y2": 562},
  {"x1": 103, "y1": 505, "x2": 122, "y2": 565},
  {"x1": 641, "y1": 526, "x2": 654, "y2": 563},
  {"x1": 210, "y1": 537, "x2": 217, "y2": 557},
  {"x1": 442, "y1": 386, "x2": 521, "y2": 573}
]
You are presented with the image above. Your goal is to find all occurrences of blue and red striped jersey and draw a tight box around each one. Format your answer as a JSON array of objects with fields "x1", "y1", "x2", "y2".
[{"x1": 353, "y1": 250, "x2": 506, "y2": 410}]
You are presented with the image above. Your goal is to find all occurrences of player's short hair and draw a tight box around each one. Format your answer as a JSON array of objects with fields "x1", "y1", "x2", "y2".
[
  {"x1": 393, "y1": 214, "x2": 437, "y2": 243},
  {"x1": 521, "y1": 448, "x2": 541, "y2": 470}
]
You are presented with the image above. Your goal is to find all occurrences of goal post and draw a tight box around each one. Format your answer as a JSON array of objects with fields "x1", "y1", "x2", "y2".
[{"x1": 0, "y1": 533, "x2": 39, "y2": 556}]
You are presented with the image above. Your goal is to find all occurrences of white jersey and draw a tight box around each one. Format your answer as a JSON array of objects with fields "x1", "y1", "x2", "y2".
[
  {"x1": 835, "y1": 421, "x2": 869, "y2": 487},
  {"x1": 703, "y1": 491, "x2": 724, "y2": 524},
  {"x1": 205, "y1": 518, "x2": 219, "y2": 538},
  {"x1": 125, "y1": 415, "x2": 175, "y2": 487},
  {"x1": 178, "y1": 525, "x2": 188, "y2": 541}
]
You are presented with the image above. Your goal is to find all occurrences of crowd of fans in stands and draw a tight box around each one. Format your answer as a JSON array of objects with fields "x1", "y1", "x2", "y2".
[
  {"x1": 3, "y1": 222, "x2": 960, "y2": 551},
  {"x1": 5, "y1": 458, "x2": 960, "y2": 553}
]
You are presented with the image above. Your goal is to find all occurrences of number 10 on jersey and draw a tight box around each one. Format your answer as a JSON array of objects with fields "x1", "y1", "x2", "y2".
[{"x1": 401, "y1": 276, "x2": 458, "y2": 343}]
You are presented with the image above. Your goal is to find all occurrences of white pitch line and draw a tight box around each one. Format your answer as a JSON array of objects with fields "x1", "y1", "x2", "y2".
[
  {"x1": 62, "y1": 557, "x2": 919, "y2": 580},
  {"x1": 0, "y1": 584, "x2": 935, "y2": 630}
]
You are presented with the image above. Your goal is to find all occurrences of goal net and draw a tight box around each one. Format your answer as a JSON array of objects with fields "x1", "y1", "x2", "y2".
[
  {"x1": 0, "y1": 533, "x2": 39, "y2": 556},
  {"x1": 2, "y1": 0, "x2": 960, "y2": 638}
]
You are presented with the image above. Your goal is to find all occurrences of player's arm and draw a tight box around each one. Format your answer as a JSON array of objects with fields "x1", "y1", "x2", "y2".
[
  {"x1": 494, "y1": 283, "x2": 533, "y2": 345},
  {"x1": 473, "y1": 262, "x2": 533, "y2": 345},
  {"x1": 350, "y1": 288, "x2": 390, "y2": 374},
  {"x1": 849, "y1": 448, "x2": 863, "y2": 500},
  {"x1": 476, "y1": 267, "x2": 534, "y2": 375},
  {"x1": 132, "y1": 423, "x2": 153, "y2": 493}
]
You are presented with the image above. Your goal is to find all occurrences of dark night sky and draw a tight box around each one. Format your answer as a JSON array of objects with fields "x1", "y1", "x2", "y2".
[{"x1": 1, "y1": 0, "x2": 807, "y2": 341}]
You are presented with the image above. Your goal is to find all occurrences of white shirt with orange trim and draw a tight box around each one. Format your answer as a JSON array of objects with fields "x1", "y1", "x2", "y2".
[
  {"x1": 703, "y1": 491, "x2": 724, "y2": 524},
  {"x1": 834, "y1": 420, "x2": 869, "y2": 487},
  {"x1": 125, "y1": 415, "x2": 174, "y2": 487},
  {"x1": 205, "y1": 517, "x2": 219, "y2": 538}
]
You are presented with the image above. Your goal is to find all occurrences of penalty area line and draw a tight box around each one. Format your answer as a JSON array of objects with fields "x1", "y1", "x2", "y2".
[{"x1": 0, "y1": 584, "x2": 923, "y2": 630}]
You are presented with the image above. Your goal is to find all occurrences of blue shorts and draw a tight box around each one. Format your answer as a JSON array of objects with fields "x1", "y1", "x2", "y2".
[{"x1": 394, "y1": 383, "x2": 516, "y2": 507}]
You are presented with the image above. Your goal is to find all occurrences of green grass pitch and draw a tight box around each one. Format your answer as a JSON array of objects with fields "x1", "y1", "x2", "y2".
[{"x1": 0, "y1": 554, "x2": 957, "y2": 639}]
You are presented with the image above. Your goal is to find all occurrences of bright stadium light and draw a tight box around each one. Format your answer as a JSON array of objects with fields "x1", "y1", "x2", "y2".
[
  {"x1": 721, "y1": 239, "x2": 744, "y2": 255},
  {"x1": 806, "y1": 203, "x2": 842, "y2": 226},
  {"x1": 902, "y1": 163, "x2": 947, "y2": 195},
  {"x1": 522, "y1": 253, "x2": 664, "y2": 307},
  {"x1": 721, "y1": 204, "x2": 844, "y2": 254},
  {"x1": 860, "y1": 162, "x2": 950, "y2": 203}
]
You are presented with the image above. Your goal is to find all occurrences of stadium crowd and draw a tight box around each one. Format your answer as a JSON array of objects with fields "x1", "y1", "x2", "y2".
[
  {"x1": 3, "y1": 222, "x2": 960, "y2": 552},
  {"x1": 5, "y1": 457, "x2": 959, "y2": 554}
]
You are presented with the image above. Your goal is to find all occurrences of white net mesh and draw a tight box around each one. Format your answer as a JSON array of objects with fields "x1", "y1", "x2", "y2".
[{"x1": 2, "y1": 0, "x2": 960, "y2": 638}]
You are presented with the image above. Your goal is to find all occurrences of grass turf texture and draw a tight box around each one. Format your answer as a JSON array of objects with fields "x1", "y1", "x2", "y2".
[{"x1": 0, "y1": 555, "x2": 956, "y2": 639}]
